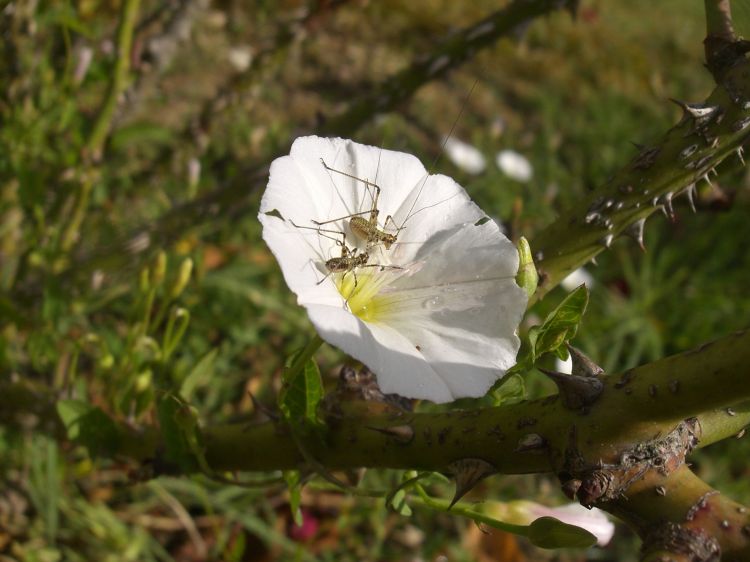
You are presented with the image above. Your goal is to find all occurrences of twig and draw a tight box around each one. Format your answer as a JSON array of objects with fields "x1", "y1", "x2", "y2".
[{"x1": 59, "y1": 0, "x2": 141, "y2": 253}]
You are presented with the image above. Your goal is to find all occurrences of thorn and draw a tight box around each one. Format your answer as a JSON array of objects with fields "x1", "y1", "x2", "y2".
[
  {"x1": 448, "y1": 458, "x2": 497, "y2": 508},
  {"x1": 662, "y1": 192, "x2": 675, "y2": 221},
  {"x1": 567, "y1": 345, "x2": 605, "y2": 377},
  {"x1": 366, "y1": 424, "x2": 414, "y2": 444},
  {"x1": 630, "y1": 141, "x2": 645, "y2": 150},
  {"x1": 625, "y1": 218, "x2": 646, "y2": 251},
  {"x1": 668, "y1": 98, "x2": 719, "y2": 120},
  {"x1": 247, "y1": 391, "x2": 281, "y2": 421},
  {"x1": 589, "y1": 256, "x2": 598, "y2": 266},
  {"x1": 679, "y1": 144, "x2": 699, "y2": 161},
  {"x1": 702, "y1": 173, "x2": 713, "y2": 188},
  {"x1": 685, "y1": 183, "x2": 697, "y2": 213},
  {"x1": 538, "y1": 368, "x2": 605, "y2": 410},
  {"x1": 515, "y1": 433, "x2": 547, "y2": 453},
  {"x1": 709, "y1": 167, "x2": 718, "y2": 177},
  {"x1": 601, "y1": 234, "x2": 614, "y2": 248},
  {"x1": 737, "y1": 147, "x2": 746, "y2": 166}
]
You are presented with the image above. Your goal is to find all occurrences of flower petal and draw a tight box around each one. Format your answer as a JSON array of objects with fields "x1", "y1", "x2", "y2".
[
  {"x1": 443, "y1": 136, "x2": 487, "y2": 175},
  {"x1": 369, "y1": 220, "x2": 526, "y2": 400},
  {"x1": 305, "y1": 303, "x2": 456, "y2": 403}
]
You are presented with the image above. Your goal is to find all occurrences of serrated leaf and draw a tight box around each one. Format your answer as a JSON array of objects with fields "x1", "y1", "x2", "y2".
[
  {"x1": 278, "y1": 358, "x2": 324, "y2": 432},
  {"x1": 511, "y1": 284, "x2": 589, "y2": 374},
  {"x1": 527, "y1": 516, "x2": 597, "y2": 549},
  {"x1": 534, "y1": 284, "x2": 588, "y2": 354},
  {"x1": 56, "y1": 399, "x2": 120, "y2": 457},
  {"x1": 284, "y1": 470, "x2": 304, "y2": 526}
]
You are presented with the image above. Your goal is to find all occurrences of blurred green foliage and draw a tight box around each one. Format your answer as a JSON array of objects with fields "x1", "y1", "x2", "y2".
[{"x1": 2, "y1": 1, "x2": 750, "y2": 560}]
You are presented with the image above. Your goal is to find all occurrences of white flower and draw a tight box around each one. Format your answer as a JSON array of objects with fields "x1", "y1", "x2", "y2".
[
  {"x1": 555, "y1": 353, "x2": 573, "y2": 374},
  {"x1": 259, "y1": 136, "x2": 527, "y2": 403},
  {"x1": 560, "y1": 267, "x2": 595, "y2": 292},
  {"x1": 442, "y1": 137, "x2": 487, "y2": 175},
  {"x1": 496, "y1": 149, "x2": 533, "y2": 182}
]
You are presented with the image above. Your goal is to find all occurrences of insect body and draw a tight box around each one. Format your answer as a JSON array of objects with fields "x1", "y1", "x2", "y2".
[
  {"x1": 290, "y1": 221, "x2": 396, "y2": 292},
  {"x1": 315, "y1": 82, "x2": 479, "y2": 255},
  {"x1": 316, "y1": 159, "x2": 401, "y2": 251}
]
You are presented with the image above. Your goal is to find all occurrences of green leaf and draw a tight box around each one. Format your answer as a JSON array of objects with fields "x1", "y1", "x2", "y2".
[
  {"x1": 180, "y1": 348, "x2": 218, "y2": 400},
  {"x1": 56, "y1": 399, "x2": 120, "y2": 457},
  {"x1": 534, "y1": 284, "x2": 589, "y2": 355},
  {"x1": 284, "y1": 470, "x2": 304, "y2": 526},
  {"x1": 527, "y1": 516, "x2": 598, "y2": 549},
  {"x1": 278, "y1": 358, "x2": 324, "y2": 432},
  {"x1": 511, "y1": 284, "x2": 589, "y2": 373}
]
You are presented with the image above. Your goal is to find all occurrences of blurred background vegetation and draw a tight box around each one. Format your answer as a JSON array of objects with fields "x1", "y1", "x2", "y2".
[{"x1": 2, "y1": 0, "x2": 750, "y2": 560}]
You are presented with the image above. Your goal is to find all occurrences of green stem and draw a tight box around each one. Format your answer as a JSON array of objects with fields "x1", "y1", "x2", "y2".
[
  {"x1": 86, "y1": 0, "x2": 141, "y2": 157},
  {"x1": 285, "y1": 334, "x2": 324, "y2": 381},
  {"x1": 60, "y1": 0, "x2": 141, "y2": 253}
]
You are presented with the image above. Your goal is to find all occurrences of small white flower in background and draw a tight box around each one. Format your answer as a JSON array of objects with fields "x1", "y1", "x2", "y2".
[
  {"x1": 555, "y1": 353, "x2": 573, "y2": 374},
  {"x1": 442, "y1": 136, "x2": 487, "y2": 175},
  {"x1": 560, "y1": 267, "x2": 595, "y2": 292},
  {"x1": 259, "y1": 136, "x2": 528, "y2": 403},
  {"x1": 228, "y1": 45, "x2": 253, "y2": 72},
  {"x1": 485, "y1": 500, "x2": 615, "y2": 547},
  {"x1": 496, "y1": 149, "x2": 533, "y2": 182}
]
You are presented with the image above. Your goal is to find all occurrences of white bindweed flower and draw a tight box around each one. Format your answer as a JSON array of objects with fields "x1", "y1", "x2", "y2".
[
  {"x1": 442, "y1": 136, "x2": 487, "y2": 175},
  {"x1": 496, "y1": 149, "x2": 533, "y2": 182},
  {"x1": 259, "y1": 136, "x2": 528, "y2": 403}
]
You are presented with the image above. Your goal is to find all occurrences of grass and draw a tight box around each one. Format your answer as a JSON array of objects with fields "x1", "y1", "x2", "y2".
[{"x1": 1, "y1": 1, "x2": 749, "y2": 560}]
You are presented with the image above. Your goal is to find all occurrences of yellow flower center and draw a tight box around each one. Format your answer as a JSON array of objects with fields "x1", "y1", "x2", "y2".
[{"x1": 335, "y1": 271, "x2": 395, "y2": 323}]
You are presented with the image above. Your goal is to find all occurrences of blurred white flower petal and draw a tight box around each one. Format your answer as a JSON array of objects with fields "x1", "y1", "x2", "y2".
[
  {"x1": 496, "y1": 149, "x2": 533, "y2": 182},
  {"x1": 561, "y1": 267, "x2": 595, "y2": 291},
  {"x1": 442, "y1": 137, "x2": 487, "y2": 175},
  {"x1": 228, "y1": 46, "x2": 253, "y2": 71},
  {"x1": 260, "y1": 136, "x2": 528, "y2": 403},
  {"x1": 484, "y1": 500, "x2": 615, "y2": 547},
  {"x1": 555, "y1": 353, "x2": 573, "y2": 374},
  {"x1": 527, "y1": 503, "x2": 615, "y2": 547}
]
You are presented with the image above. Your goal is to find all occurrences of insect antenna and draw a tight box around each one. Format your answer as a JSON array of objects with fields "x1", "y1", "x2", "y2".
[{"x1": 395, "y1": 79, "x2": 479, "y2": 234}]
